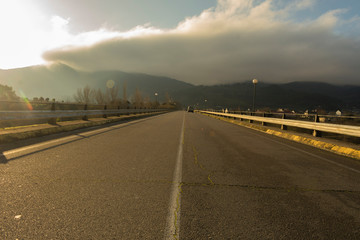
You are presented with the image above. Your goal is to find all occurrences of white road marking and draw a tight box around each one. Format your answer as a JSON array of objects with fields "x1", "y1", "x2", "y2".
[
  {"x1": 2, "y1": 117, "x2": 155, "y2": 158},
  {"x1": 3, "y1": 134, "x2": 78, "y2": 156},
  {"x1": 164, "y1": 112, "x2": 185, "y2": 240}
]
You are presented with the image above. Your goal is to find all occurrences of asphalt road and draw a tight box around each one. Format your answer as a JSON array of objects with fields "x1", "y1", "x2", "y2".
[{"x1": 1, "y1": 111, "x2": 359, "y2": 239}]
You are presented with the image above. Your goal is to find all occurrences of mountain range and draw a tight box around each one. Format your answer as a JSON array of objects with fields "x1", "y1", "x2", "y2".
[{"x1": 0, "y1": 64, "x2": 359, "y2": 112}]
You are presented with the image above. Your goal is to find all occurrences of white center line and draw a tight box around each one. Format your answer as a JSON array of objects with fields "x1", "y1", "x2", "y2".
[{"x1": 164, "y1": 112, "x2": 185, "y2": 240}]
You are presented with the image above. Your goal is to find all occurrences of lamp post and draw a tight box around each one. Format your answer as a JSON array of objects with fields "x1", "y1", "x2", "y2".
[
  {"x1": 252, "y1": 79, "x2": 258, "y2": 112},
  {"x1": 154, "y1": 92, "x2": 158, "y2": 108}
]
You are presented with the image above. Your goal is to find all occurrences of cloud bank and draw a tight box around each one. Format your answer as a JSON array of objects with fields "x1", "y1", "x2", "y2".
[
  {"x1": 43, "y1": 0, "x2": 360, "y2": 85},
  {"x1": 0, "y1": 0, "x2": 123, "y2": 69}
]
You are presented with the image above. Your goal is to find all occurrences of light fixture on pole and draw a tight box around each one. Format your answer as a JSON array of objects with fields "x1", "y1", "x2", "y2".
[
  {"x1": 154, "y1": 92, "x2": 158, "y2": 108},
  {"x1": 252, "y1": 78, "x2": 258, "y2": 112}
]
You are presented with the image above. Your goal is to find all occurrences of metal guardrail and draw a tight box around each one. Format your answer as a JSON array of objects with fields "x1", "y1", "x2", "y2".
[
  {"x1": 199, "y1": 110, "x2": 360, "y2": 138},
  {"x1": 0, "y1": 109, "x2": 165, "y2": 121},
  {"x1": 0, "y1": 100, "x2": 168, "y2": 125},
  {"x1": 207, "y1": 109, "x2": 360, "y2": 126}
]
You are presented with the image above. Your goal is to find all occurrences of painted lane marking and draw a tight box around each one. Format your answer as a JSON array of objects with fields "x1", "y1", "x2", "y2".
[
  {"x1": 164, "y1": 112, "x2": 185, "y2": 240},
  {"x1": 1, "y1": 117, "x2": 154, "y2": 159}
]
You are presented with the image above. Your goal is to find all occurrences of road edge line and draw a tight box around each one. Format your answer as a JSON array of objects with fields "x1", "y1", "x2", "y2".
[{"x1": 0, "y1": 112, "x2": 166, "y2": 144}]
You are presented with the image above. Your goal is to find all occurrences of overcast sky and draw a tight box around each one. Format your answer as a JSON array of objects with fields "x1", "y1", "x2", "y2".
[{"x1": 1, "y1": 0, "x2": 360, "y2": 85}]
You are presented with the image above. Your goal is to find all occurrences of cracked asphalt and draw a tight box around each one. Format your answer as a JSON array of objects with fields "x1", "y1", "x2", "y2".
[{"x1": 1, "y1": 111, "x2": 359, "y2": 239}]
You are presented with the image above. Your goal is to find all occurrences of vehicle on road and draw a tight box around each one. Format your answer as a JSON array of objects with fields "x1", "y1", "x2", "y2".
[{"x1": 187, "y1": 106, "x2": 194, "y2": 112}]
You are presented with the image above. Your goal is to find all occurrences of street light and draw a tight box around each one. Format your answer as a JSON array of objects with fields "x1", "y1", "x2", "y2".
[
  {"x1": 154, "y1": 93, "x2": 158, "y2": 108},
  {"x1": 252, "y1": 78, "x2": 258, "y2": 112}
]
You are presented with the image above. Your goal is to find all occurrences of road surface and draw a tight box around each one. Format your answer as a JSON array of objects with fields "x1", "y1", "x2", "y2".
[{"x1": 1, "y1": 111, "x2": 359, "y2": 239}]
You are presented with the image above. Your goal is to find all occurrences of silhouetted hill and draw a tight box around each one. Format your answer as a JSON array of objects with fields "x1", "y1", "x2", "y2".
[
  {"x1": 171, "y1": 82, "x2": 360, "y2": 112},
  {"x1": 282, "y1": 82, "x2": 360, "y2": 108},
  {"x1": 0, "y1": 64, "x2": 359, "y2": 112},
  {"x1": 0, "y1": 64, "x2": 193, "y2": 102}
]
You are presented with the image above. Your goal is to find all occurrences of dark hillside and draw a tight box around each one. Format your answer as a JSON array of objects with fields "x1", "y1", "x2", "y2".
[{"x1": 1, "y1": 65, "x2": 359, "y2": 112}]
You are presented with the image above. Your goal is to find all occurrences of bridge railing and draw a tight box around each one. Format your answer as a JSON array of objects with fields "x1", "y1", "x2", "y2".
[
  {"x1": 225, "y1": 110, "x2": 360, "y2": 126},
  {"x1": 0, "y1": 100, "x2": 167, "y2": 128},
  {"x1": 198, "y1": 110, "x2": 360, "y2": 138},
  {"x1": 0, "y1": 108, "x2": 165, "y2": 120}
]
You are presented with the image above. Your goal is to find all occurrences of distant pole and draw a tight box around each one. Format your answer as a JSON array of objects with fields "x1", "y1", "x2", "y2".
[
  {"x1": 155, "y1": 92, "x2": 158, "y2": 108},
  {"x1": 252, "y1": 79, "x2": 258, "y2": 112}
]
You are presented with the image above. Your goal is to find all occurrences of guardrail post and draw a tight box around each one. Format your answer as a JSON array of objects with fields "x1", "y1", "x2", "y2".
[
  {"x1": 238, "y1": 112, "x2": 243, "y2": 122},
  {"x1": 232, "y1": 112, "x2": 237, "y2": 120},
  {"x1": 51, "y1": 102, "x2": 56, "y2": 111},
  {"x1": 313, "y1": 114, "x2": 321, "y2": 137},
  {"x1": 103, "y1": 105, "x2": 107, "y2": 118},
  {"x1": 249, "y1": 112, "x2": 253, "y2": 123},
  {"x1": 117, "y1": 106, "x2": 120, "y2": 117},
  {"x1": 262, "y1": 113, "x2": 266, "y2": 126},
  {"x1": 48, "y1": 102, "x2": 57, "y2": 124},
  {"x1": 281, "y1": 113, "x2": 287, "y2": 130},
  {"x1": 82, "y1": 104, "x2": 88, "y2": 121}
]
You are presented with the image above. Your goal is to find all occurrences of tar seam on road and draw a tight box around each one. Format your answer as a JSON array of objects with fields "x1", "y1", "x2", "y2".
[
  {"x1": 180, "y1": 182, "x2": 360, "y2": 193},
  {"x1": 192, "y1": 146, "x2": 215, "y2": 185},
  {"x1": 164, "y1": 112, "x2": 185, "y2": 240}
]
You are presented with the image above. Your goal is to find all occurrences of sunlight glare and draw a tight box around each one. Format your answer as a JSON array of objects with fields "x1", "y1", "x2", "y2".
[
  {"x1": 0, "y1": 1, "x2": 167, "y2": 70},
  {"x1": 0, "y1": 0, "x2": 47, "y2": 69}
]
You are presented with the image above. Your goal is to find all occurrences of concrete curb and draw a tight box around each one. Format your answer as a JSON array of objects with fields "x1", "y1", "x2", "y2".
[
  {"x1": 0, "y1": 112, "x2": 164, "y2": 144},
  {"x1": 200, "y1": 113, "x2": 360, "y2": 161}
]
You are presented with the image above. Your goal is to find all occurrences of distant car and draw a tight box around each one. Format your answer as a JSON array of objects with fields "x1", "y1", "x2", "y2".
[{"x1": 187, "y1": 106, "x2": 194, "y2": 112}]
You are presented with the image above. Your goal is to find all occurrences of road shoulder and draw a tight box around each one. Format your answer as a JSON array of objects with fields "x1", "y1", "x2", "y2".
[{"x1": 198, "y1": 112, "x2": 360, "y2": 161}]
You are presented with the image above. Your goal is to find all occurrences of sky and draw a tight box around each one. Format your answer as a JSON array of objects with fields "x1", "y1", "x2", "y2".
[{"x1": 1, "y1": 0, "x2": 360, "y2": 85}]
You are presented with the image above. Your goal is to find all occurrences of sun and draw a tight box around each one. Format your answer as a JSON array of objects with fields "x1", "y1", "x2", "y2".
[
  {"x1": 0, "y1": 0, "x2": 47, "y2": 69},
  {"x1": 0, "y1": 1, "x2": 124, "y2": 70}
]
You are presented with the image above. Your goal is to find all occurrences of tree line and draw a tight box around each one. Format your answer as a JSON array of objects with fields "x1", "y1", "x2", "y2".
[
  {"x1": 0, "y1": 83, "x2": 178, "y2": 110},
  {"x1": 73, "y1": 84, "x2": 176, "y2": 109},
  {"x1": 0, "y1": 84, "x2": 19, "y2": 101}
]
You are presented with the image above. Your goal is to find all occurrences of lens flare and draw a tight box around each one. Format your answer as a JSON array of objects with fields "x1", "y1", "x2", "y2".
[
  {"x1": 106, "y1": 79, "x2": 115, "y2": 89},
  {"x1": 19, "y1": 90, "x2": 33, "y2": 110}
]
